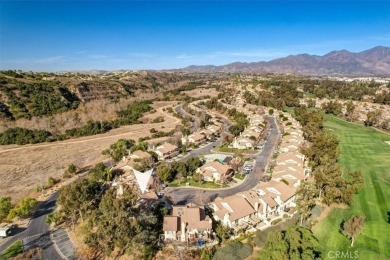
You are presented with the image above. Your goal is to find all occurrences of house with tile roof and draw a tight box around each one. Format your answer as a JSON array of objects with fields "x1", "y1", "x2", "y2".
[
  {"x1": 182, "y1": 131, "x2": 207, "y2": 146},
  {"x1": 255, "y1": 180, "x2": 297, "y2": 218},
  {"x1": 276, "y1": 152, "x2": 305, "y2": 167},
  {"x1": 272, "y1": 164, "x2": 307, "y2": 187},
  {"x1": 231, "y1": 137, "x2": 255, "y2": 149},
  {"x1": 129, "y1": 150, "x2": 152, "y2": 160},
  {"x1": 154, "y1": 142, "x2": 179, "y2": 160},
  {"x1": 210, "y1": 195, "x2": 257, "y2": 229},
  {"x1": 196, "y1": 161, "x2": 234, "y2": 182},
  {"x1": 163, "y1": 204, "x2": 212, "y2": 242}
]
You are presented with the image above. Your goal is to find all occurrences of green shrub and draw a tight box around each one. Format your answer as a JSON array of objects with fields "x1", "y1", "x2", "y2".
[
  {"x1": 271, "y1": 218, "x2": 282, "y2": 225},
  {"x1": 67, "y1": 164, "x2": 77, "y2": 174},
  {"x1": 213, "y1": 241, "x2": 252, "y2": 260},
  {"x1": 0, "y1": 127, "x2": 52, "y2": 145}
]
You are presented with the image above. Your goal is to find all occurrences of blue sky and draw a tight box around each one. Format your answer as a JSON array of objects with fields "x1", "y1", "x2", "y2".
[{"x1": 1, "y1": 1, "x2": 389, "y2": 71}]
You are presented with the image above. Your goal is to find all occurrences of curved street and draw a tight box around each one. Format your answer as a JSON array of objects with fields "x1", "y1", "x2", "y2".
[
  {"x1": 165, "y1": 116, "x2": 279, "y2": 205},
  {"x1": 0, "y1": 194, "x2": 63, "y2": 259}
]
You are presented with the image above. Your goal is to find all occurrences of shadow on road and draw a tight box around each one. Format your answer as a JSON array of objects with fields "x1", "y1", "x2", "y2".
[
  {"x1": 176, "y1": 194, "x2": 196, "y2": 205},
  {"x1": 23, "y1": 232, "x2": 53, "y2": 252},
  {"x1": 32, "y1": 200, "x2": 56, "y2": 219},
  {"x1": 8, "y1": 227, "x2": 26, "y2": 237}
]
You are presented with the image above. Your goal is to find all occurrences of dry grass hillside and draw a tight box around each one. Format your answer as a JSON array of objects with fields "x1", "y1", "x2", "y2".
[{"x1": 0, "y1": 101, "x2": 180, "y2": 202}]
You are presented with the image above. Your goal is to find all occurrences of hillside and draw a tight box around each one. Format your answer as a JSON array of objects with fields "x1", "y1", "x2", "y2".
[
  {"x1": 0, "y1": 70, "x2": 196, "y2": 121},
  {"x1": 179, "y1": 46, "x2": 390, "y2": 76}
]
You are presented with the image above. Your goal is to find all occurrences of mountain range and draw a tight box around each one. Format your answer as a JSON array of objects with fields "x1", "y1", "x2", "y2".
[{"x1": 178, "y1": 46, "x2": 390, "y2": 76}]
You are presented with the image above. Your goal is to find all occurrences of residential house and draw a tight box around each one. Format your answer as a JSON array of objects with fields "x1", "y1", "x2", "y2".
[
  {"x1": 154, "y1": 143, "x2": 179, "y2": 160},
  {"x1": 206, "y1": 124, "x2": 222, "y2": 135},
  {"x1": 241, "y1": 129, "x2": 260, "y2": 140},
  {"x1": 113, "y1": 168, "x2": 159, "y2": 207},
  {"x1": 279, "y1": 142, "x2": 299, "y2": 153},
  {"x1": 129, "y1": 150, "x2": 152, "y2": 160},
  {"x1": 276, "y1": 152, "x2": 305, "y2": 167},
  {"x1": 210, "y1": 195, "x2": 257, "y2": 230},
  {"x1": 231, "y1": 137, "x2": 254, "y2": 149},
  {"x1": 272, "y1": 164, "x2": 307, "y2": 187},
  {"x1": 182, "y1": 132, "x2": 207, "y2": 146},
  {"x1": 163, "y1": 204, "x2": 212, "y2": 242},
  {"x1": 255, "y1": 180, "x2": 297, "y2": 219},
  {"x1": 196, "y1": 161, "x2": 233, "y2": 182}
]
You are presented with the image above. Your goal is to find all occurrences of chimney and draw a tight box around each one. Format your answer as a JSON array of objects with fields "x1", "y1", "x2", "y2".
[
  {"x1": 181, "y1": 222, "x2": 186, "y2": 242},
  {"x1": 275, "y1": 195, "x2": 282, "y2": 204},
  {"x1": 259, "y1": 199, "x2": 267, "y2": 215},
  {"x1": 223, "y1": 213, "x2": 230, "y2": 225},
  {"x1": 255, "y1": 202, "x2": 259, "y2": 212}
]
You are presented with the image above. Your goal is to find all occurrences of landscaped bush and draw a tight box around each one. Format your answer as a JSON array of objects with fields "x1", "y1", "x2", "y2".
[
  {"x1": 271, "y1": 218, "x2": 282, "y2": 225},
  {"x1": 212, "y1": 241, "x2": 252, "y2": 260}
]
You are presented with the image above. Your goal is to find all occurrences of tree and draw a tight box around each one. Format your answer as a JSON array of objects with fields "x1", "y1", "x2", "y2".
[
  {"x1": 57, "y1": 178, "x2": 100, "y2": 228},
  {"x1": 156, "y1": 164, "x2": 174, "y2": 183},
  {"x1": 46, "y1": 212, "x2": 61, "y2": 226},
  {"x1": 215, "y1": 222, "x2": 233, "y2": 242},
  {"x1": 365, "y1": 110, "x2": 382, "y2": 127},
  {"x1": 103, "y1": 139, "x2": 135, "y2": 162},
  {"x1": 342, "y1": 215, "x2": 365, "y2": 247},
  {"x1": 268, "y1": 108, "x2": 274, "y2": 115},
  {"x1": 88, "y1": 163, "x2": 114, "y2": 181},
  {"x1": 296, "y1": 181, "x2": 317, "y2": 226},
  {"x1": 0, "y1": 197, "x2": 12, "y2": 221},
  {"x1": 349, "y1": 170, "x2": 364, "y2": 191},
  {"x1": 259, "y1": 226, "x2": 321, "y2": 260},
  {"x1": 84, "y1": 189, "x2": 160, "y2": 258},
  {"x1": 307, "y1": 99, "x2": 316, "y2": 108},
  {"x1": 7, "y1": 197, "x2": 37, "y2": 219},
  {"x1": 322, "y1": 100, "x2": 342, "y2": 115},
  {"x1": 345, "y1": 101, "x2": 356, "y2": 122}
]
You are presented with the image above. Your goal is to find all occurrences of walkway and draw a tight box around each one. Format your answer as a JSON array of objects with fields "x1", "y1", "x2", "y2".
[{"x1": 51, "y1": 228, "x2": 76, "y2": 260}]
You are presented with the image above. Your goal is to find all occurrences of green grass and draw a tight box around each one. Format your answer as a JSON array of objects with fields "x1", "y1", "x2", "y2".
[
  {"x1": 213, "y1": 143, "x2": 256, "y2": 154},
  {"x1": 312, "y1": 114, "x2": 390, "y2": 260},
  {"x1": 234, "y1": 173, "x2": 246, "y2": 180},
  {"x1": 166, "y1": 178, "x2": 224, "y2": 189},
  {"x1": 0, "y1": 240, "x2": 23, "y2": 259}
]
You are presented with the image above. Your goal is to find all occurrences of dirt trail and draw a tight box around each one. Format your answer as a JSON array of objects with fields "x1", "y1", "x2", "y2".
[{"x1": 0, "y1": 102, "x2": 180, "y2": 202}]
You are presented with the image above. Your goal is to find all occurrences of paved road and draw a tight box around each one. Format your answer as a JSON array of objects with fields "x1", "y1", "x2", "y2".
[
  {"x1": 0, "y1": 194, "x2": 63, "y2": 259},
  {"x1": 165, "y1": 116, "x2": 279, "y2": 205},
  {"x1": 176, "y1": 110, "x2": 232, "y2": 162},
  {"x1": 175, "y1": 103, "x2": 199, "y2": 132}
]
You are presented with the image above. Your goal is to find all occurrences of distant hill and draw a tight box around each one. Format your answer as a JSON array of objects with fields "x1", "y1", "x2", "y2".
[{"x1": 178, "y1": 46, "x2": 390, "y2": 76}]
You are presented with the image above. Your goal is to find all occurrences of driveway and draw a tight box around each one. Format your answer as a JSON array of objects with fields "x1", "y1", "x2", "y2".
[{"x1": 165, "y1": 116, "x2": 279, "y2": 205}]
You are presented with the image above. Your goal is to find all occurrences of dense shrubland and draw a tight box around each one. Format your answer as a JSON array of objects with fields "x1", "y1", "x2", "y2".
[{"x1": 0, "y1": 101, "x2": 153, "y2": 145}]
